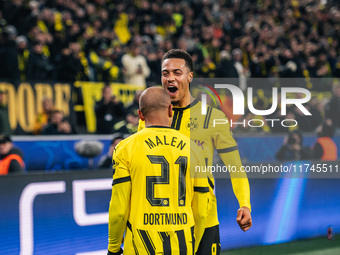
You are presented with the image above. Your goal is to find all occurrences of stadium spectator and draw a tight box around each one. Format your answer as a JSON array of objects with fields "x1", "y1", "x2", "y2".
[
  {"x1": 33, "y1": 97, "x2": 54, "y2": 134},
  {"x1": 88, "y1": 43, "x2": 120, "y2": 83},
  {"x1": 249, "y1": 52, "x2": 276, "y2": 79},
  {"x1": 325, "y1": 85, "x2": 340, "y2": 132},
  {"x1": 305, "y1": 56, "x2": 318, "y2": 78},
  {"x1": 113, "y1": 110, "x2": 139, "y2": 135},
  {"x1": 303, "y1": 96, "x2": 324, "y2": 132},
  {"x1": 197, "y1": 56, "x2": 216, "y2": 78},
  {"x1": 125, "y1": 90, "x2": 142, "y2": 115},
  {"x1": 146, "y1": 48, "x2": 163, "y2": 86},
  {"x1": 121, "y1": 43, "x2": 150, "y2": 86},
  {"x1": 276, "y1": 130, "x2": 312, "y2": 161},
  {"x1": 179, "y1": 25, "x2": 196, "y2": 52},
  {"x1": 42, "y1": 110, "x2": 75, "y2": 135},
  {"x1": 278, "y1": 48, "x2": 300, "y2": 78},
  {"x1": 311, "y1": 120, "x2": 338, "y2": 161},
  {"x1": 334, "y1": 57, "x2": 340, "y2": 77},
  {"x1": 55, "y1": 41, "x2": 89, "y2": 82},
  {"x1": 215, "y1": 50, "x2": 238, "y2": 78},
  {"x1": 0, "y1": 134, "x2": 24, "y2": 175},
  {"x1": 16, "y1": 35, "x2": 29, "y2": 81},
  {"x1": 316, "y1": 50, "x2": 333, "y2": 78},
  {"x1": 232, "y1": 48, "x2": 249, "y2": 91},
  {"x1": 0, "y1": 24, "x2": 20, "y2": 83},
  {"x1": 95, "y1": 85, "x2": 125, "y2": 134},
  {"x1": 0, "y1": 90, "x2": 11, "y2": 134},
  {"x1": 98, "y1": 133, "x2": 125, "y2": 169},
  {"x1": 26, "y1": 40, "x2": 53, "y2": 81}
]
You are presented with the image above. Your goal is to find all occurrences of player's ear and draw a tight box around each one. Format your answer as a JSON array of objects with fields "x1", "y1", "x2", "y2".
[
  {"x1": 189, "y1": 72, "x2": 193, "y2": 83},
  {"x1": 168, "y1": 104, "x2": 173, "y2": 126},
  {"x1": 168, "y1": 104, "x2": 173, "y2": 118},
  {"x1": 137, "y1": 109, "x2": 145, "y2": 121}
]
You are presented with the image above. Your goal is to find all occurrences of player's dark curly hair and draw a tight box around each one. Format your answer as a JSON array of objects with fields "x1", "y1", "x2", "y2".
[{"x1": 161, "y1": 49, "x2": 194, "y2": 72}]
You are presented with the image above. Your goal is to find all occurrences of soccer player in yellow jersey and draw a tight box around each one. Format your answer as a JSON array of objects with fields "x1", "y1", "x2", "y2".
[
  {"x1": 138, "y1": 49, "x2": 252, "y2": 254},
  {"x1": 108, "y1": 87, "x2": 209, "y2": 255}
]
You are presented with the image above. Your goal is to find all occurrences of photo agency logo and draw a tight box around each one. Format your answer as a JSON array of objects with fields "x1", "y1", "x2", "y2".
[
  {"x1": 197, "y1": 81, "x2": 312, "y2": 129},
  {"x1": 197, "y1": 83, "x2": 223, "y2": 113}
]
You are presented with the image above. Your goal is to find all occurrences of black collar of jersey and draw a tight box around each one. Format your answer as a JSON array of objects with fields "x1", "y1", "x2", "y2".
[
  {"x1": 173, "y1": 98, "x2": 199, "y2": 112},
  {"x1": 146, "y1": 125, "x2": 172, "y2": 129}
]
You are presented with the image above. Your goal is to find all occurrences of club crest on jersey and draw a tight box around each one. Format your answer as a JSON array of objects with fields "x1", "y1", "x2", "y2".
[{"x1": 186, "y1": 118, "x2": 198, "y2": 130}]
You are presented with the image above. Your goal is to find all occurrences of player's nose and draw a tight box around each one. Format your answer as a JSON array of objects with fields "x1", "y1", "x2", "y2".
[{"x1": 167, "y1": 72, "x2": 175, "y2": 82}]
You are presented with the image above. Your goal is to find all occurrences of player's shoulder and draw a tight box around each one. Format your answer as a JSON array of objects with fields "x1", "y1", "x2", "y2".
[
  {"x1": 210, "y1": 106, "x2": 228, "y2": 119},
  {"x1": 168, "y1": 128, "x2": 192, "y2": 142},
  {"x1": 191, "y1": 99, "x2": 228, "y2": 119}
]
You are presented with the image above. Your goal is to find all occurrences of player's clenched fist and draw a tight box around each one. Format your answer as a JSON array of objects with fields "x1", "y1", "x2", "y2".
[{"x1": 236, "y1": 207, "x2": 252, "y2": 232}]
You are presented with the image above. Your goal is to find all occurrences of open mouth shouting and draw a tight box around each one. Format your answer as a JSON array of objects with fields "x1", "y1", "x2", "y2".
[{"x1": 167, "y1": 85, "x2": 179, "y2": 96}]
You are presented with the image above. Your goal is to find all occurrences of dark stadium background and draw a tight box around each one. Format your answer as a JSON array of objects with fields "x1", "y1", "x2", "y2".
[{"x1": 1, "y1": 0, "x2": 340, "y2": 254}]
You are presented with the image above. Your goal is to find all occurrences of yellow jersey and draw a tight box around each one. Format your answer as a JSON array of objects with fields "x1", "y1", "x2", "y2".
[
  {"x1": 108, "y1": 126, "x2": 209, "y2": 254},
  {"x1": 138, "y1": 99, "x2": 251, "y2": 228}
]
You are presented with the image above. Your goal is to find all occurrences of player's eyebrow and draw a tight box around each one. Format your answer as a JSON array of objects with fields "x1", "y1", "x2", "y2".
[{"x1": 162, "y1": 68, "x2": 183, "y2": 72}]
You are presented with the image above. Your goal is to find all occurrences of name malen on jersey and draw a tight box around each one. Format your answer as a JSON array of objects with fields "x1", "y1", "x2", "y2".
[
  {"x1": 144, "y1": 136, "x2": 186, "y2": 150},
  {"x1": 143, "y1": 213, "x2": 188, "y2": 225}
]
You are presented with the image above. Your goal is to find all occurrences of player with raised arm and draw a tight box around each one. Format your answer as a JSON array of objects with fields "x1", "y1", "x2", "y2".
[
  {"x1": 108, "y1": 87, "x2": 209, "y2": 255},
  {"x1": 138, "y1": 49, "x2": 252, "y2": 254}
]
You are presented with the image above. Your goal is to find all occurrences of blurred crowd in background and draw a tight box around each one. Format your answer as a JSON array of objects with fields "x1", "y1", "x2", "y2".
[
  {"x1": 0, "y1": 0, "x2": 340, "y2": 136},
  {"x1": 0, "y1": 0, "x2": 340, "y2": 173},
  {"x1": 0, "y1": 0, "x2": 340, "y2": 84}
]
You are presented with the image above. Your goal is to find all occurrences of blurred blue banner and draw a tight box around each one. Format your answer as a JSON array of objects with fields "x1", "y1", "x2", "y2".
[
  {"x1": 11, "y1": 135, "x2": 340, "y2": 171},
  {"x1": 1, "y1": 169, "x2": 340, "y2": 254}
]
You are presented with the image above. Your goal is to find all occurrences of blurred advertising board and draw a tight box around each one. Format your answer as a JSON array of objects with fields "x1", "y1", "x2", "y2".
[{"x1": 1, "y1": 170, "x2": 340, "y2": 254}]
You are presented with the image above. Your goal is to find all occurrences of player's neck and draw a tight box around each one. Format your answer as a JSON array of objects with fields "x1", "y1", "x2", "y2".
[
  {"x1": 144, "y1": 118, "x2": 171, "y2": 128},
  {"x1": 175, "y1": 94, "x2": 195, "y2": 108}
]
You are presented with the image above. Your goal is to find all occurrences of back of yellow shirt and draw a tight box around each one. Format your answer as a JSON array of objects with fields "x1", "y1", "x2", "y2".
[
  {"x1": 138, "y1": 99, "x2": 251, "y2": 228},
  {"x1": 109, "y1": 126, "x2": 209, "y2": 254}
]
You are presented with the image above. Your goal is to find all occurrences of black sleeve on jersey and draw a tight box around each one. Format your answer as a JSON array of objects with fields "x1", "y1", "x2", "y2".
[
  {"x1": 112, "y1": 176, "x2": 131, "y2": 186},
  {"x1": 217, "y1": 145, "x2": 238, "y2": 153},
  {"x1": 194, "y1": 187, "x2": 209, "y2": 193}
]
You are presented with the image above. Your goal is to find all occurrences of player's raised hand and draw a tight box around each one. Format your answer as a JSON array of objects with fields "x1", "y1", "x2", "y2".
[{"x1": 236, "y1": 206, "x2": 252, "y2": 231}]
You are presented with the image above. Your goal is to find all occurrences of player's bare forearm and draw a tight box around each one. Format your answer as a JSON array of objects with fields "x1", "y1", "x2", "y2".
[{"x1": 236, "y1": 206, "x2": 252, "y2": 231}]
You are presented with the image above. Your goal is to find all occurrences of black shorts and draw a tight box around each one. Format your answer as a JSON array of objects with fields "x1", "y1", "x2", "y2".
[{"x1": 196, "y1": 225, "x2": 221, "y2": 255}]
